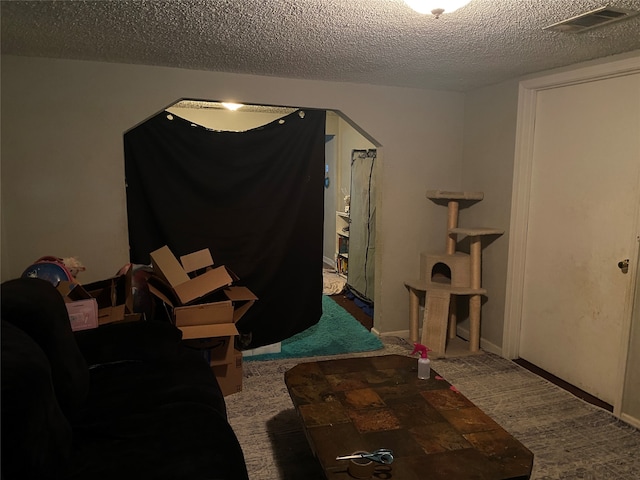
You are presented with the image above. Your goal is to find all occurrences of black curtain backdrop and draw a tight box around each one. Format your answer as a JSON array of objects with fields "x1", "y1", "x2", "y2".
[{"x1": 124, "y1": 109, "x2": 326, "y2": 348}]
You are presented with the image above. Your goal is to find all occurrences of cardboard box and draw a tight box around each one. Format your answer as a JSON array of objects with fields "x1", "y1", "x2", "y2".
[
  {"x1": 147, "y1": 282, "x2": 243, "y2": 362},
  {"x1": 147, "y1": 281, "x2": 254, "y2": 334},
  {"x1": 212, "y1": 350, "x2": 243, "y2": 396},
  {"x1": 174, "y1": 300, "x2": 234, "y2": 327},
  {"x1": 187, "y1": 329, "x2": 238, "y2": 364},
  {"x1": 82, "y1": 269, "x2": 135, "y2": 325},
  {"x1": 147, "y1": 245, "x2": 257, "y2": 335},
  {"x1": 180, "y1": 323, "x2": 239, "y2": 352},
  {"x1": 150, "y1": 246, "x2": 237, "y2": 305},
  {"x1": 65, "y1": 298, "x2": 99, "y2": 331},
  {"x1": 57, "y1": 281, "x2": 99, "y2": 331},
  {"x1": 180, "y1": 248, "x2": 214, "y2": 274},
  {"x1": 58, "y1": 276, "x2": 140, "y2": 328},
  {"x1": 148, "y1": 245, "x2": 257, "y2": 368}
]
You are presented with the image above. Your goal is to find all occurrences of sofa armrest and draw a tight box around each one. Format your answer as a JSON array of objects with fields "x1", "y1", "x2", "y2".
[
  {"x1": 1, "y1": 320, "x2": 73, "y2": 480},
  {"x1": 1, "y1": 278, "x2": 89, "y2": 414}
]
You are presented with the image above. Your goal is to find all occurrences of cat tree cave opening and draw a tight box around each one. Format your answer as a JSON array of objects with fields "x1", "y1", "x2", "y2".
[{"x1": 431, "y1": 262, "x2": 452, "y2": 285}]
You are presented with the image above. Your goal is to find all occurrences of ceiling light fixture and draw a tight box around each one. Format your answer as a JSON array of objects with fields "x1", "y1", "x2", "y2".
[
  {"x1": 404, "y1": 0, "x2": 472, "y2": 18},
  {"x1": 221, "y1": 102, "x2": 244, "y2": 111}
]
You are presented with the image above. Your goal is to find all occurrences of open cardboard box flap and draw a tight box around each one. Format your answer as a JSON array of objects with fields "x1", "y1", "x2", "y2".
[
  {"x1": 173, "y1": 266, "x2": 236, "y2": 305},
  {"x1": 224, "y1": 286, "x2": 258, "y2": 322},
  {"x1": 179, "y1": 321, "x2": 239, "y2": 341},
  {"x1": 57, "y1": 281, "x2": 92, "y2": 301},
  {"x1": 179, "y1": 248, "x2": 214, "y2": 274},
  {"x1": 224, "y1": 286, "x2": 258, "y2": 302},
  {"x1": 150, "y1": 245, "x2": 237, "y2": 304}
]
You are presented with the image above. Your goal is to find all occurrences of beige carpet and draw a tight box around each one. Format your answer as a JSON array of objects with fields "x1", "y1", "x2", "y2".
[{"x1": 225, "y1": 336, "x2": 640, "y2": 479}]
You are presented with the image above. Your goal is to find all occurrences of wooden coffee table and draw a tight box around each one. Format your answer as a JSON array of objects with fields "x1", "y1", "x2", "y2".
[{"x1": 285, "y1": 355, "x2": 533, "y2": 479}]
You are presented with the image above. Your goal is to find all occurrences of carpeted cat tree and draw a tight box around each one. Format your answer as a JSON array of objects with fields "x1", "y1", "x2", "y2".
[{"x1": 405, "y1": 191, "x2": 503, "y2": 358}]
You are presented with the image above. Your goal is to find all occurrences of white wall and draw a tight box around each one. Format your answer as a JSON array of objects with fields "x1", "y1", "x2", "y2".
[
  {"x1": 460, "y1": 78, "x2": 520, "y2": 351},
  {"x1": 0, "y1": 55, "x2": 465, "y2": 336}
]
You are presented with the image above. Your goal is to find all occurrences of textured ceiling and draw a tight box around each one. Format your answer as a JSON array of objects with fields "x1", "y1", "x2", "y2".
[{"x1": 2, "y1": 0, "x2": 640, "y2": 91}]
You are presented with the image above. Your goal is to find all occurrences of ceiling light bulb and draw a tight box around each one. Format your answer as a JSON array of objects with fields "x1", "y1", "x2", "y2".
[
  {"x1": 221, "y1": 102, "x2": 243, "y2": 111},
  {"x1": 404, "y1": 0, "x2": 472, "y2": 17}
]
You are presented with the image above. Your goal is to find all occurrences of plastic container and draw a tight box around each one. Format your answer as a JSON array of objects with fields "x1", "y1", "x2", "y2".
[{"x1": 412, "y1": 343, "x2": 432, "y2": 380}]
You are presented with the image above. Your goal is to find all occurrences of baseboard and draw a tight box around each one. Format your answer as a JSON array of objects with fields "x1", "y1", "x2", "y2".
[
  {"x1": 376, "y1": 327, "x2": 502, "y2": 356},
  {"x1": 323, "y1": 256, "x2": 334, "y2": 268},
  {"x1": 456, "y1": 326, "x2": 502, "y2": 356},
  {"x1": 378, "y1": 328, "x2": 410, "y2": 340},
  {"x1": 620, "y1": 413, "x2": 640, "y2": 430}
]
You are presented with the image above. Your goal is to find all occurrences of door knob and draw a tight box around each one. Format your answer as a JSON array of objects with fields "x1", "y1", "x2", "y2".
[{"x1": 618, "y1": 259, "x2": 629, "y2": 273}]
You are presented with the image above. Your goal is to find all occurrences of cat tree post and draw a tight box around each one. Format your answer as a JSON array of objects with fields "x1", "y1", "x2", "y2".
[
  {"x1": 446, "y1": 199, "x2": 459, "y2": 338},
  {"x1": 409, "y1": 288, "x2": 420, "y2": 342},
  {"x1": 446, "y1": 199, "x2": 459, "y2": 255},
  {"x1": 469, "y1": 234, "x2": 482, "y2": 352},
  {"x1": 450, "y1": 227, "x2": 504, "y2": 352}
]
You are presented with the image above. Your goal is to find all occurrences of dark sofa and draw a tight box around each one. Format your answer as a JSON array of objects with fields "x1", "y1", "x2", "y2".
[{"x1": 1, "y1": 277, "x2": 249, "y2": 480}]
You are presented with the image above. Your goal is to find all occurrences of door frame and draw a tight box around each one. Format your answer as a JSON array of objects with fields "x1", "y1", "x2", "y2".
[{"x1": 502, "y1": 53, "x2": 640, "y2": 415}]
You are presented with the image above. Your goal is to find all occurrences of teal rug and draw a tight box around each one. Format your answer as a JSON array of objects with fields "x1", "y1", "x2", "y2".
[{"x1": 244, "y1": 295, "x2": 383, "y2": 361}]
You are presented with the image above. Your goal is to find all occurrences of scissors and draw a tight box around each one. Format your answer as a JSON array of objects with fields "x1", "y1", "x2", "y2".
[{"x1": 336, "y1": 448, "x2": 394, "y2": 464}]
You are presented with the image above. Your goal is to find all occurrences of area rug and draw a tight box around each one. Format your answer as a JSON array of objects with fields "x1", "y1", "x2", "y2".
[
  {"x1": 225, "y1": 338, "x2": 640, "y2": 480},
  {"x1": 243, "y1": 295, "x2": 382, "y2": 361},
  {"x1": 322, "y1": 268, "x2": 346, "y2": 295}
]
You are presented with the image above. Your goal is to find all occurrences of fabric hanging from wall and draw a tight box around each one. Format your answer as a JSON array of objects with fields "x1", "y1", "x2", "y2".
[
  {"x1": 124, "y1": 109, "x2": 326, "y2": 348},
  {"x1": 347, "y1": 149, "x2": 376, "y2": 303}
]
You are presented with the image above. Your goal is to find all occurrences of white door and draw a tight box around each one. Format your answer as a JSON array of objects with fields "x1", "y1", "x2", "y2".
[{"x1": 519, "y1": 73, "x2": 640, "y2": 405}]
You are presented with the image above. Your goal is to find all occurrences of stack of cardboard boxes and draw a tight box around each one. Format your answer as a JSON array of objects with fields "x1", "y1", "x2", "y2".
[
  {"x1": 55, "y1": 244, "x2": 253, "y2": 397},
  {"x1": 147, "y1": 245, "x2": 257, "y2": 396}
]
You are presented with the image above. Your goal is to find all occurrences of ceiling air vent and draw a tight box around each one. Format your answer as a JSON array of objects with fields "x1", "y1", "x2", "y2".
[{"x1": 544, "y1": 6, "x2": 639, "y2": 33}]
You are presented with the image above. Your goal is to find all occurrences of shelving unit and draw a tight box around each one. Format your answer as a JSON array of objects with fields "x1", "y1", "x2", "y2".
[{"x1": 336, "y1": 211, "x2": 350, "y2": 278}]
